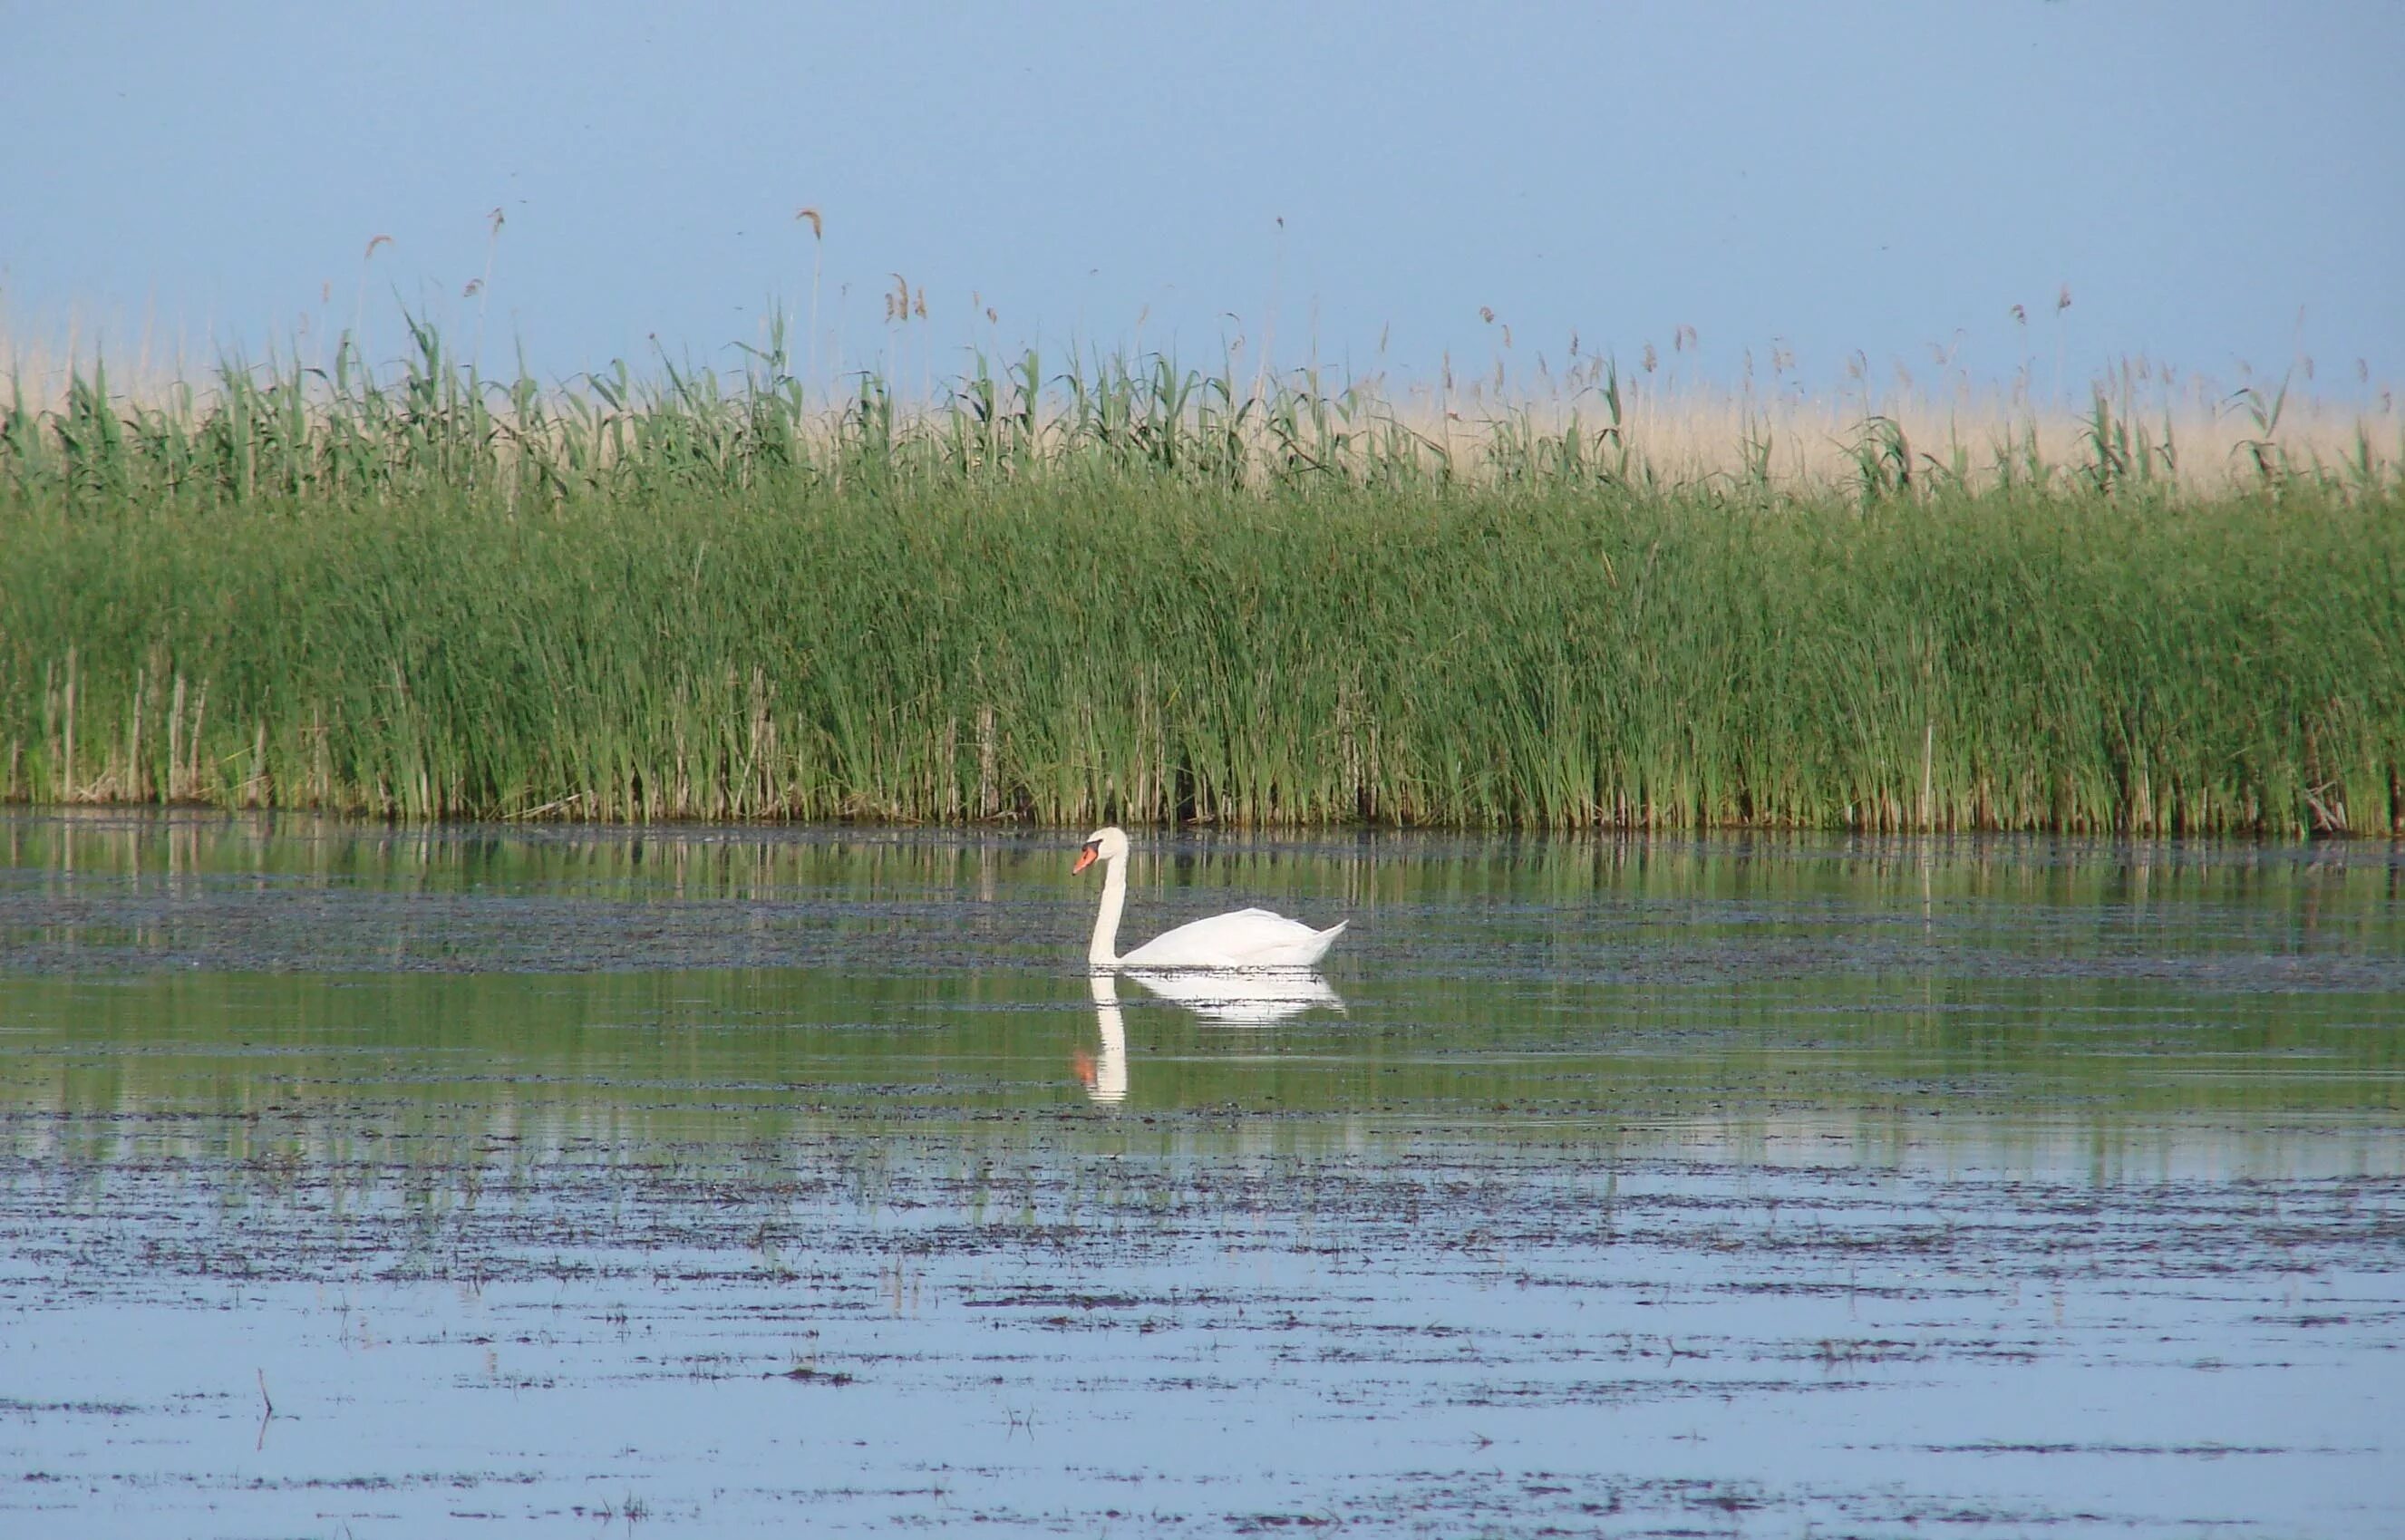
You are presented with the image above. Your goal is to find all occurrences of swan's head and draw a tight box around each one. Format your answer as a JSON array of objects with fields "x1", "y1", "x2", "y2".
[{"x1": 1072, "y1": 826, "x2": 1130, "y2": 875}]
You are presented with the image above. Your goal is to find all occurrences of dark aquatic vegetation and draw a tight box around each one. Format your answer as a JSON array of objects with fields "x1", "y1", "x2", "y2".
[{"x1": 1, "y1": 811, "x2": 2400, "y2": 1536}]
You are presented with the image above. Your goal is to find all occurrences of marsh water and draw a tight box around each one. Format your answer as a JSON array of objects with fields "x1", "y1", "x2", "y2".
[{"x1": 1, "y1": 812, "x2": 2399, "y2": 1537}]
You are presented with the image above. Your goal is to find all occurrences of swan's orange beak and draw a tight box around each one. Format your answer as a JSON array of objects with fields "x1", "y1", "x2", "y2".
[{"x1": 1072, "y1": 844, "x2": 1099, "y2": 876}]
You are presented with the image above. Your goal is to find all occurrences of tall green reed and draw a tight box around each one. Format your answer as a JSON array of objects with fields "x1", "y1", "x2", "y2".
[
  {"x1": 2, "y1": 327, "x2": 2399, "y2": 834},
  {"x1": 5, "y1": 475, "x2": 2398, "y2": 834}
]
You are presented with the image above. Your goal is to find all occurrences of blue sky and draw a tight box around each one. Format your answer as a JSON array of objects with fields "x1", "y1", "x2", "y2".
[{"x1": 5, "y1": 1, "x2": 2400, "y2": 395}]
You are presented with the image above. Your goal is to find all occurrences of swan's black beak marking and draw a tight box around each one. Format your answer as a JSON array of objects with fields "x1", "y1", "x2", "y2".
[{"x1": 1072, "y1": 840, "x2": 1100, "y2": 876}]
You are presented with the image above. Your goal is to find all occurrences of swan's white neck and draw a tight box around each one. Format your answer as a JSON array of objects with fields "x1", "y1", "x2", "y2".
[{"x1": 1089, "y1": 851, "x2": 1128, "y2": 965}]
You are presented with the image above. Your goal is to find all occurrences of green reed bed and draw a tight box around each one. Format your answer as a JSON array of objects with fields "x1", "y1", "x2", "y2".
[{"x1": 2, "y1": 334, "x2": 2400, "y2": 833}]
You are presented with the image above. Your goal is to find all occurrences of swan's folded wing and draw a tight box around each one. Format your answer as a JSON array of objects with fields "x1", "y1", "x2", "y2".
[{"x1": 1117, "y1": 907, "x2": 1331, "y2": 967}]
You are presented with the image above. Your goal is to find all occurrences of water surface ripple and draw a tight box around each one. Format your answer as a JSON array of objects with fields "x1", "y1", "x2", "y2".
[{"x1": 1, "y1": 812, "x2": 2399, "y2": 1536}]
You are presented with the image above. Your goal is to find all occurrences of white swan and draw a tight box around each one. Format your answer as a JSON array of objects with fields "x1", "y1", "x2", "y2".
[{"x1": 1073, "y1": 826, "x2": 1347, "y2": 968}]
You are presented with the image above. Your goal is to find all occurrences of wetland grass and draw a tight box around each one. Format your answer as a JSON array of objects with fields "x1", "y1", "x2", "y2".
[{"x1": 2, "y1": 332, "x2": 2400, "y2": 834}]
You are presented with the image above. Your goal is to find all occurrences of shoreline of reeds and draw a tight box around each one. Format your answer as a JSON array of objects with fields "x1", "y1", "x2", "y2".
[{"x1": 4, "y1": 328, "x2": 2400, "y2": 836}]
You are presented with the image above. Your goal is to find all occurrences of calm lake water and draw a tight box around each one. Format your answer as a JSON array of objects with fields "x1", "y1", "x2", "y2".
[{"x1": 2, "y1": 811, "x2": 2400, "y2": 1537}]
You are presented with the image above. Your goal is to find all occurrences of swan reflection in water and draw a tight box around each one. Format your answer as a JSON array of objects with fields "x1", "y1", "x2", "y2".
[
  {"x1": 1077, "y1": 969, "x2": 1346, "y2": 1104},
  {"x1": 1123, "y1": 967, "x2": 1343, "y2": 1027},
  {"x1": 1080, "y1": 973, "x2": 1130, "y2": 1104}
]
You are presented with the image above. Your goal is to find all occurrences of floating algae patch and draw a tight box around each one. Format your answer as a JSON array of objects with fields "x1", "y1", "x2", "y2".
[{"x1": 0, "y1": 812, "x2": 2401, "y2": 1535}]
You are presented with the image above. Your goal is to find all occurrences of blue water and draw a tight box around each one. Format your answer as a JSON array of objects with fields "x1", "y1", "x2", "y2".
[{"x1": 1, "y1": 811, "x2": 2400, "y2": 1536}]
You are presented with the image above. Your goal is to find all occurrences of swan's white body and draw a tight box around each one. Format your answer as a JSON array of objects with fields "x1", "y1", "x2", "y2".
[{"x1": 1074, "y1": 827, "x2": 1347, "y2": 968}]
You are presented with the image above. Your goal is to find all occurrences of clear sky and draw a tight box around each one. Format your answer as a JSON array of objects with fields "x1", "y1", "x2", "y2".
[{"x1": 5, "y1": 0, "x2": 2400, "y2": 396}]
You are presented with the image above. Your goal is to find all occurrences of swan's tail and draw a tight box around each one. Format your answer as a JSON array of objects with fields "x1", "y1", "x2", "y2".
[{"x1": 1297, "y1": 919, "x2": 1348, "y2": 966}]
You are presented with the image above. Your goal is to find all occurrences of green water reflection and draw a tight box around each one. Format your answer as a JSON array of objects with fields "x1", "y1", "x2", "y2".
[{"x1": 2, "y1": 812, "x2": 2400, "y2": 1177}]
